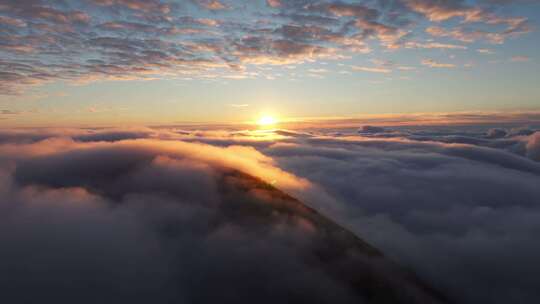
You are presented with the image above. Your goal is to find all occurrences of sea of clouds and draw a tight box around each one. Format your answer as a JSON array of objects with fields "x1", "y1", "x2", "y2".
[{"x1": 1, "y1": 124, "x2": 539, "y2": 303}]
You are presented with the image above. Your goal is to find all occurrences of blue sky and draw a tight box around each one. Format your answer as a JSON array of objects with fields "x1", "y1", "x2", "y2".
[{"x1": 0, "y1": 0, "x2": 539, "y2": 126}]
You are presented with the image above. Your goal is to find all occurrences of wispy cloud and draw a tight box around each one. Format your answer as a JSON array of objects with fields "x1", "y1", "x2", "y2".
[
  {"x1": 477, "y1": 48, "x2": 495, "y2": 55},
  {"x1": 351, "y1": 66, "x2": 392, "y2": 73},
  {"x1": 421, "y1": 59, "x2": 456, "y2": 68},
  {"x1": 511, "y1": 55, "x2": 530, "y2": 62},
  {"x1": 405, "y1": 41, "x2": 467, "y2": 50},
  {"x1": 0, "y1": 110, "x2": 20, "y2": 115}
]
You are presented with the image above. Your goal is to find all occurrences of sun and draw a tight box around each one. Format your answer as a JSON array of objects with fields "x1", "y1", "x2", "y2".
[{"x1": 257, "y1": 115, "x2": 278, "y2": 126}]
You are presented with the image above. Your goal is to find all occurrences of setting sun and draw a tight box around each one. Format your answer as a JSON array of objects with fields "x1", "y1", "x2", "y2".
[{"x1": 257, "y1": 115, "x2": 278, "y2": 126}]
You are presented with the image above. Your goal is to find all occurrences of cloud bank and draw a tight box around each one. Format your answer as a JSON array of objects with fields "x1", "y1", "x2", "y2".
[
  {"x1": 262, "y1": 127, "x2": 540, "y2": 304},
  {"x1": 1, "y1": 124, "x2": 540, "y2": 303},
  {"x1": 0, "y1": 131, "x2": 454, "y2": 304}
]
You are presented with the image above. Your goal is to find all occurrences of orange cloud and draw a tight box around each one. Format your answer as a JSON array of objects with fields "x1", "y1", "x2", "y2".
[{"x1": 421, "y1": 59, "x2": 456, "y2": 68}]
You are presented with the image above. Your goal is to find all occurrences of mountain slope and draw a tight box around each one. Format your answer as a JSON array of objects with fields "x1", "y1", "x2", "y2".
[
  {"x1": 214, "y1": 169, "x2": 449, "y2": 304},
  {"x1": 4, "y1": 144, "x2": 450, "y2": 304}
]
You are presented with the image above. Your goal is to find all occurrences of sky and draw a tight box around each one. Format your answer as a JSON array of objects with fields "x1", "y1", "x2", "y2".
[{"x1": 0, "y1": 0, "x2": 539, "y2": 126}]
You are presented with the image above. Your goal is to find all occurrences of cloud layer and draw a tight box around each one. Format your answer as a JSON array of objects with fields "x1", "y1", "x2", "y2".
[
  {"x1": 0, "y1": 0, "x2": 532, "y2": 94},
  {"x1": 0, "y1": 130, "x2": 457, "y2": 304},
  {"x1": 1, "y1": 124, "x2": 539, "y2": 303},
  {"x1": 267, "y1": 126, "x2": 540, "y2": 304}
]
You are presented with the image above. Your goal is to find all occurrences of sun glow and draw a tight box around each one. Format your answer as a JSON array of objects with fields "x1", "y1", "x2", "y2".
[{"x1": 257, "y1": 115, "x2": 278, "y2": 126}]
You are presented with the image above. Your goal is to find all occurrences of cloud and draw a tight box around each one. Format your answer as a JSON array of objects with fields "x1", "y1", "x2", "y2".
[
  {"x1": 266, "y1": 0, "x2": 281, "y2": 8},
  {"x1": 477, "y1": 48, "x2": 494, "y2": 55},
  {"x1": 0, "y1": 15, "x2": 27, "y2": 27},
  {"x1": 359, "y1": 125, "x2": 388, "y2": 134},
  {"x1": 404, "y1": 0, "x2": 530, "y2": 33},
  {"x1": 526, "y1": 132, "x2": 540, "y2": 161},
  {"x1": 0, "y1": 131, "x2": 454, "y2": 304},
  {"x1": 2, "y1": 125, "x2": 540, "y2": 303},
  {"x1": 230, "y1": 104, "x2": 249, "y2": 108},
  {"x1": 486, "y1": 128, "x2": 508, "y2": 138},
  {"x1": 509, "y1": 127, "x2": 535, "y2": 136},
  {"x1": 405, "y1": 42, "x2": 467, "y2": 50},
  {"x1": 91, "y1": 0, "x2": 172, "y2": 14},
  {"x1": 194, "y1": 0, "x2": 227, "y2": 10},
  {"x1": 0, "y1": 110, "x2": 20, "y2": 115},
  {"x1": 352, "y1": 66, "x2": 392, "y2": 73},
  {"x1": 426, "y1": 18, "x2": 529, "y2": 44},
  {"x1": 0, "y1": 0, "x2": 531, "y2": 94},
  {"x1": 511, "y1": 56, "x2": 530, "y2": 62},
  {"x1": 421, "y1": 59, "x2": 456, "y2": 68},
  {"x1": 259, "y1": 130, "x2": 540, "y2": 304},
  {"x1": 404, "y1": 0, "x2": 484, "y2": 22}
]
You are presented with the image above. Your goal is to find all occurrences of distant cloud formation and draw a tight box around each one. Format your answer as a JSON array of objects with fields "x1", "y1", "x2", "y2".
[
  {"x1": 0, "y1": 109, "x2": 20, "y2": 115},
  {"x1": 0, "y1": 0, "x2": 532, "y2": 94},
  {"x1": 486, "y1": 128, "x2": 507, "y2": 138},
  {"x1": 1, "y1": 123, "x2": 540, "y2": 303},
  {"x1": 0, "y1": 122, "x2": 539, "y2": 304},
  {"x1": 526, "y1": 131, "x2": 540, "y2": 161},
  {"x1": 0, "y1": 130, "x2": 456, "y2": 304},
  {"x1": 261, "y1": 128, "x2": 540, "y2": 304},
  {"x1": 421, "y1": 59, "x2": 456, "y2": 68},
  {"x1": 358, "y1": 125, "x2": 388, "y2": 133},
  {"x1": 477, "y1": 48, "x2": 495, "y2": 54},
  {"x1": 405, "y1": 41, "x2": 468, "y2": 50},
  {"x1": 352, "y1": 66, "x2": 392, "y2": 73},
  {"x1": 510, "y1": 55, "x2": 530, "y2": 62}
]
